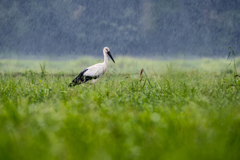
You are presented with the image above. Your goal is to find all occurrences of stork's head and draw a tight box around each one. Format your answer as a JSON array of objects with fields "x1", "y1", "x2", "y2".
[{"x1": 103, "y1": 47, "x2": 115, "y2": 63}]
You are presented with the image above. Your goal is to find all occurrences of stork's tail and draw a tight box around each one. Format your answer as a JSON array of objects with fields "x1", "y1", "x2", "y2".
[
  {"x1": 68, "y1": 75, "x2": 82, "y2": 87},
  {"x1": 68, "y1": 69, "x2": 88, "y2": 87},
  {"x1": 68, "y1": 81, "x2": 79, "y2": 87}
]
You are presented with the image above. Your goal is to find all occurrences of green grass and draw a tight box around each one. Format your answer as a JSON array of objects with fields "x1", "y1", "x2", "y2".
[{"x1": 0, "y1": 57, "x2": 240, "y2": 160}]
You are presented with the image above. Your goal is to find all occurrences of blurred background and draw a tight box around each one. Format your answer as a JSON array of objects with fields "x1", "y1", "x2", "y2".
[{"x1": 0, "y1": 0, "x2": 239, "y2": 58}]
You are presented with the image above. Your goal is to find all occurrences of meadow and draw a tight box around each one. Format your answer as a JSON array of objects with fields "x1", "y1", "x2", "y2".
[{"x1": 0, "y1": 56, "x2": 240, "y2": 160}]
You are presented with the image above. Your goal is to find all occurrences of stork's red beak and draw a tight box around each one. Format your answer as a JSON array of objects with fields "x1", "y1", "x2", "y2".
[{"x1": 107, "y1": 51, "x2": 115, "y2": 63}]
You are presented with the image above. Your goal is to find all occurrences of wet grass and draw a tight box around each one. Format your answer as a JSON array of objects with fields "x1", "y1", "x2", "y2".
[{"x1": 0, "y1": 57, "x2": 240, "y2": 160}]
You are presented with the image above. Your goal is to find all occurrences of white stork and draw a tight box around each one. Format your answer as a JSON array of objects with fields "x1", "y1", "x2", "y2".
[{"x1": 69, "y1": 47, "x2": 115, "y2": 87}]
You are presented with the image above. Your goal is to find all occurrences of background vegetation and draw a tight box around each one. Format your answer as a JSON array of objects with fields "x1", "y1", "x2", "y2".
[{"x1": 0, "y1": 0, "x2": 239, "y2": 56}]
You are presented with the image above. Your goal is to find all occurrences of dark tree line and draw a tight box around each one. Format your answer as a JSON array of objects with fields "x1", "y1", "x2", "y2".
[{"x1": 0, "y1": 0, "x2": 239, "y2": 56}]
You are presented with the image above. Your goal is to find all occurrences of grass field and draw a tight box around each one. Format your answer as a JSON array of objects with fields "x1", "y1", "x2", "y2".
[{"x1": 0, "y1": 57, "x2": 240, "y2": 160}]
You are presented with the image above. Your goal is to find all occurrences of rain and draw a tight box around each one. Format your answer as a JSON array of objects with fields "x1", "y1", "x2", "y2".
[{"x1": 0, "y1": 0, "x2": 239, "y2": 58}]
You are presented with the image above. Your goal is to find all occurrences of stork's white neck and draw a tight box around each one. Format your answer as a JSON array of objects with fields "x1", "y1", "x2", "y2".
[{"x1": 104, "y1": 52, "x2": 108, "y2": 65}]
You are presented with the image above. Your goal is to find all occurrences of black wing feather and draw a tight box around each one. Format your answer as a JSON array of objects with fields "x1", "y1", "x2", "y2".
[
  {"x1": 68, "y1": 69, "x2": 88, "y2": 87},
  {"x1": 68, "y1": 69, "x2": 99, "y2": 87}
]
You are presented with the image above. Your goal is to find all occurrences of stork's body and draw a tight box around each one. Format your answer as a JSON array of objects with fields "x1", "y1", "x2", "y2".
[{"x1": 69, "y1": 47, "x2": 115, "y2": 87}]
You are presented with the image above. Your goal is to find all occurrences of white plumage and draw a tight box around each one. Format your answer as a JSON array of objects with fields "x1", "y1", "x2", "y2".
[{"x1": 69, "y1": 47, "x2": 115, "y2": 87}]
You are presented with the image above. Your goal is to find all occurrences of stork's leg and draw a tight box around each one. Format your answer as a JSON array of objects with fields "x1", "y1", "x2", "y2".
[{"x1": 88, "y1": 83, "x2": 96, "y2": 90}]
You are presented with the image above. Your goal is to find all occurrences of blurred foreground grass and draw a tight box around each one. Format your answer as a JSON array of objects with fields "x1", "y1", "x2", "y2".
[{"x1": 0, "y1": 57, "x2": 240, "y2": 160}]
